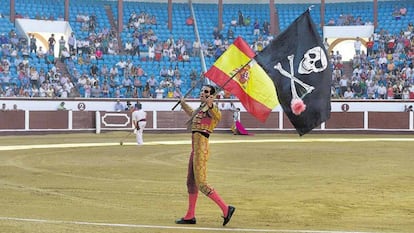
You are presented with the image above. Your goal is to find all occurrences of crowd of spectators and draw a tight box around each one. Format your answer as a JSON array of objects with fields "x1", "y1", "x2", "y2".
[
  {"x1": 0, "y1": 11, "x2": 125, "y2": 98},
  {"x1": 327, "y1": 4, "x2": 408, "y2": 26},
  {"x1": 0, "y1": 9, "x2": 207, "y2": 99},
  {"x1": 66, "y1": 28, "x2": 204, "y2": 99},
  {"x1": 327, "y1": 13, "x2": 371, "y2": 26},
  {"x1": 0, "y1": 6, "x2": 295, "y2": 100},
  {"x1": 330, "y1": 22, "x2": 414, "y2": 100},
  {"x1": 205, "y1": 10, "x2": 273, "y2": 60},
  {"x1": 0, "y1": 27, "x2": 78, "y2": 98},
  {"x1": 1, "y1": 4, "x2": 414, "y2": 102}
]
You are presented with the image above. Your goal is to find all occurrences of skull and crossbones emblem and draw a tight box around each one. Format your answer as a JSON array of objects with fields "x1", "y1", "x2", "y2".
[
  {"x1": 273, "y1": 46, "x2": 327, "y2": 115},
  {"x1": 298, "y1": 46, "x2": 328, "y2": 74}
]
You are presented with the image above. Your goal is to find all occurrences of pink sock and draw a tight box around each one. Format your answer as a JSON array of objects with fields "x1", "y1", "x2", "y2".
[
  {"x1": 184, "y1": 192, "x2": 198, "y2": 219},
  {"x1": 208, "y1": 191, "x2": 228, "y2": 216}
]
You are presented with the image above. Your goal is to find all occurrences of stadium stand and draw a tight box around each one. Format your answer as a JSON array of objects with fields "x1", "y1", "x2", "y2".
[{"x1": 0, "y1": 0, "x2": 413, "y2": 100}]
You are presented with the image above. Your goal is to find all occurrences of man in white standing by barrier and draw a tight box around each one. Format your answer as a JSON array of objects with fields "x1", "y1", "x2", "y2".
[{"x1": 132, "y1": 103, "x2": 147, "y2": 145}]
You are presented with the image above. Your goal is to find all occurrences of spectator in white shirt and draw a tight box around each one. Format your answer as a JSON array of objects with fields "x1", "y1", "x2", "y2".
[
  {"x1": 125, "y1": 41, "x2": 133, "y2": 55},
  {"x1": 148, "y1": 43, "x2": 155, "y2": 61},
  {"x1": 343, "y1": 87, "x2": 354, "y2": 99},
  {"x1": 354, "y1": 37, "x2": 362, "y2": 55},
  {"x1": 155, "y1": 85, "x2": 164, "y2": 99},
  {"x1": 36, "y1": 46, "x2": 46, "y2": 59},
  {"x1": 116, "y1": 59, "x2": 127, "y2": 76}
]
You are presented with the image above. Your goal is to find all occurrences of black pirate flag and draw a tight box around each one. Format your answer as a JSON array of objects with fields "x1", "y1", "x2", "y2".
[{"x1": 255, "y1": 10, "x2": 332, "y2": 136}]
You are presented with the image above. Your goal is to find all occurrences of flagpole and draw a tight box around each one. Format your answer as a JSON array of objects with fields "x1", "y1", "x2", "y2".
[
  {"x1": 171, "y1": 85, "x2": 198, "y2": 111},
  {"x1": 171, "y1": 74, "x2": 205, "y2": 110}
]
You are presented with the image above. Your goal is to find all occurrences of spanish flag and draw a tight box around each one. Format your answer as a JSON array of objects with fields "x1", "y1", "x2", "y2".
[{"x1": 204, "y1": 37, "x2": 278, "y2": 122}]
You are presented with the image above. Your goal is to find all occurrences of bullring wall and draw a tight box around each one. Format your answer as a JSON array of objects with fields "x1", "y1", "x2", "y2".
[{"x1": 1, "y1": 100, "x2": 413, "y2": 134}]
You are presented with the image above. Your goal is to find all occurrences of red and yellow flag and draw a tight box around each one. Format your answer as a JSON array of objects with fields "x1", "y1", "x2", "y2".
[{"x1": 205, "y1": 37, "x2": 278, "y2": 122}]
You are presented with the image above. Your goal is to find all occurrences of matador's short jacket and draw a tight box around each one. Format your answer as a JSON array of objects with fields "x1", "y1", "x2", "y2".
[{"x1": 180, "y1": 99, "x2": 221, "y2": 134}]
